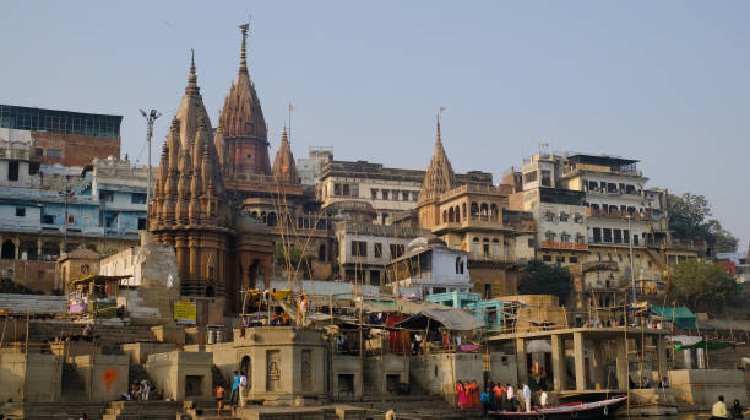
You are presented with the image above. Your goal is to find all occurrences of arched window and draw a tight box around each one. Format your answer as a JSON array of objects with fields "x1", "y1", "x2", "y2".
[
  {"x1": 442, "y1": 210, "x2": 448, "y2": 223},
  {"x1": 455, "y1": 257, "x2": 462, "y2": 274},
  {"x1": 267, "y1": 212, "x2": 277, "y2": 227},
  {"x1": 261, "y1": 211, "x2": 267, "y2": 224},
  {"x1": 490, "y1": 204, "x2": 498, "y2": 218},
  {"x1": 455, "y1": 206, "x2": 461, "y2": 221},
  {"x1": 462, "y1": 203, "x2": 467, "y2": 220},
  {"x1": 448, "y1": 207, "x2": 455, "y2": 222},
  {"x1": 471, "y1": 202, "x2": 479, "y2": 217},
  {"x1": 240, "y1": 356, "x2": 251, "y2": 389}
]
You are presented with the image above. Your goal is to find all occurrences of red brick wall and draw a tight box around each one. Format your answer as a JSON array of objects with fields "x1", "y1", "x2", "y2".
[{"x1": 32, "y1": 132, "x2": 120, "y2": 167}]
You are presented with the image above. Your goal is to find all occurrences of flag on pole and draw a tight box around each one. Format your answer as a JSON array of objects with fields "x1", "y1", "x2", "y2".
[
  {"x1": 439, "y1": 106, "x2": 446, "y2": 113},
  {"x1": 288, "y1": 103, "x2": 296, "y2": 112}
]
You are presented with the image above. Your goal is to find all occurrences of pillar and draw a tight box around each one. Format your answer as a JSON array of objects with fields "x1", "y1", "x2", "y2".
[
  {"x1": 592, "y1": 342, "x2": 605, "y2": 390},
  {"x1": 14, "y1": 236, "x2": 20, "y2": 259},
  {"x1": 516, "y1": 338, "x2": 528, "y2": 385},
  {"x1": 616, "y1": 339, "x2": 628, "y2": 390},
  {"x1": 656, "y1": 335, "x2": 667, "y2": 380},
  {"x1": 37, "y1": 237, "x2": 43, "y2": 259},
  {"x1": 551, "y1": 334, "x2": 565, "y2": 392},
  {"x1": 573, "y1": 332, "x2": 586, "y2": 391}
]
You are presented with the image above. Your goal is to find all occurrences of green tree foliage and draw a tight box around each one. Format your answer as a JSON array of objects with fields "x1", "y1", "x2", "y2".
[
  {"x1": 518, "y1": 260, "x2": 573, "y2": 304},
  {"x1": 668, "y1": 258, "x2": 737, "y2": 312},
  {"x1": 668, "y1": 193, "x2": 738, "y2": 253},
  {"x1": 275, "y1": 243, "x2": 314, "y2": 279}
]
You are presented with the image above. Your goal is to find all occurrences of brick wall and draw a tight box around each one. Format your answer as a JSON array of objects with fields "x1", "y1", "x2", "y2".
[{"x1": 32, "y1": 132, "x2": 120, "y2": 167}]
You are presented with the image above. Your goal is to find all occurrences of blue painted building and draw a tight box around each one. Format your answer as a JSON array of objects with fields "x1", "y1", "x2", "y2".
[{"x1": 426, "y1": 291, "x2": 510, "y2": 331}]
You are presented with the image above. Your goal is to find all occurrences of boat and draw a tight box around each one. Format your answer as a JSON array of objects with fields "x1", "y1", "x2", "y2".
[{"x1": 489, "y1": 396, "x2": 627, "y2": 419}]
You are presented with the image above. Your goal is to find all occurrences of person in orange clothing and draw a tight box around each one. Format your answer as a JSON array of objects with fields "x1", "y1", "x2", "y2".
[
  {"x1": 471, "y1": 380, "x2": 481, "y2": 408},
  {"x1": 215, "y1": 384, "x2": 225, "y2": 417}
]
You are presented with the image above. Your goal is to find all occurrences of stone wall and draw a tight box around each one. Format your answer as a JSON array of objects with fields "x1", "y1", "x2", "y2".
[
  {"x1": 669, "y1": 368, "x2": 746, "y2": 407},
  {"x1": 146, "y1": 351, "x2": 213, "y2": 400},
  {"x1": 74, "y1": 354, "x2": 129, "y2": 401},
  {"x1": 0, "y1": 352, "x2": 62, "y2": 402}
]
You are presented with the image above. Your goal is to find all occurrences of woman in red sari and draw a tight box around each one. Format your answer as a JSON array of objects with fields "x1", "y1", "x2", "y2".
[{"x1": 456, "y1": 380, "x2": 469, "y2": 409}]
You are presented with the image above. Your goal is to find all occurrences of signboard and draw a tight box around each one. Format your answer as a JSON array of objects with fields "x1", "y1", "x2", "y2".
[{"x1": 174, "y1": 301, "x2": 197, "y2": 325}]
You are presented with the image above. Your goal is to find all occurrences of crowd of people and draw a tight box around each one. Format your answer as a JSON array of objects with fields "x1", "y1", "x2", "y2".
[
  {"x1": 456, "y1": 380, "x2": 548, "y2": 415},
  {"x1": 213, "y1": 370, "x2": 249, "y2": 416},
  {"x1": 120, "y1": 379, "x2": 152, "y2": 401}
]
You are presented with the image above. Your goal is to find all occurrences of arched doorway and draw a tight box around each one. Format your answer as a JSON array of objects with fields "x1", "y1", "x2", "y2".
[{"x1": 1, "y1": 240, "x2": 16, "y2": 259}]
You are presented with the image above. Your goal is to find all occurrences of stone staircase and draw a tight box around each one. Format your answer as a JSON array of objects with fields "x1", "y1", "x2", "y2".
[
  {"x1": 0, "y1": 293, "x2": 67, "y2": 315},
  {"x1": 0, "y1": 401, "x2": 107, "y2": 419},
  {"x1": 183, "y1": 398, "x2": 235, "y2": 419},
  {"x1": 102, "y1": 400, "x2": 183, "y2": 420}
]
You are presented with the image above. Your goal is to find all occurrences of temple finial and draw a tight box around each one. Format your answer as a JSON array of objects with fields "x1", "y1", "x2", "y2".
[
  {"x1": 435, "y1": 107, "x2": 445, "y2": 146},
  {"x1": 239, "y1": 22, "x2": 250, "y2": 73},
  {"x1": 186, "y1": 49, "x2": 199, "y2": 95}
]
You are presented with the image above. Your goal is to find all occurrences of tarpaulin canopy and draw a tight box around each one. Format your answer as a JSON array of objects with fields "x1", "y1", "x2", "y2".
[
  {"x1": 651, "y1": 306, "x2": 697, "y2": 329},
  {"x1": 396, "y1": 307, "x2": 484, "y2": 331},
  {"x1": 674, "y1": 340, "x2": 732, "y2": 351}
]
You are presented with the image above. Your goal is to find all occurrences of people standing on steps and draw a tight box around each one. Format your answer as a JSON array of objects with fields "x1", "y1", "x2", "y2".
[
  {"x1": 215, "y1": 384, "x2": 225, "y2": 417},
  {"x1": 230, "y1": 371, "x2": 240, "y2": 406},
  {"x1": 239, "y1": 371, "x2": 247, "y2": 407}
]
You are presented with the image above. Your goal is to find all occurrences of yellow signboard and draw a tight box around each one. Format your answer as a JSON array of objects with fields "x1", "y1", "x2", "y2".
[{"x1": 174, "y1": 301, "x2": 197, "y2": 325}]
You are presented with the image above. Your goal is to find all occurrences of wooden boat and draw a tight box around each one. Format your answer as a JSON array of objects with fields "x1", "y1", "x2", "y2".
[{"x1": 489, "y1": 396, "x2": 627, "y2": 419}]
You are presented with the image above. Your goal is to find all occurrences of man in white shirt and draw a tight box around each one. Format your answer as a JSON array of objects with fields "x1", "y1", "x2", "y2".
[{"x1": 521, "y1": 384, "x2": 532, "y2": 412}]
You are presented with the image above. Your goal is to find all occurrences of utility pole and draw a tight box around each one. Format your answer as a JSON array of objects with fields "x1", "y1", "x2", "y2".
[{"x1": 139, "y1": 109, "x2": 162, "y2": 225}]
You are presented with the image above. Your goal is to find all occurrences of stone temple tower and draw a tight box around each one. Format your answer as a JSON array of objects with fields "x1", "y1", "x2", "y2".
[
  {"x1": 216, "y1": 24, "x2": 270, "y2": 182},
  {"x1": 417, "y1": 115, "x2": 456, "y2": 228},
  {"x1": 150, "y1": 50, "x2": 231, "y2": 300}
]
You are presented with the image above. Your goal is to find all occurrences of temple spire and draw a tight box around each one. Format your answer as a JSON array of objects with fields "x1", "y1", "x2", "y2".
[
  {"x1": 186, "y1": 49, "x2": 200, "y2": 96},
  {"x1": 239, "y1": 22, "x2": 249, "y2": 73}
]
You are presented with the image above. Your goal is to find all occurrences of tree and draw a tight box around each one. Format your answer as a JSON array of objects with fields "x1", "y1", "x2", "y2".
[
  {"x1": 667, "y1": 193, "x2": 738, "y2": 253},
  {"x1": 668, "y1": 258, "x2": 737, "y2": 312},
  {"x1": 518, "y1": 260, "x2": 573, "y2": 304}
]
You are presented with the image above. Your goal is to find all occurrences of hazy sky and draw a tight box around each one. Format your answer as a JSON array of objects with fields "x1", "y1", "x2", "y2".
[{"x1": 2, "y1": 1, "x2": 748, "y2": 249}]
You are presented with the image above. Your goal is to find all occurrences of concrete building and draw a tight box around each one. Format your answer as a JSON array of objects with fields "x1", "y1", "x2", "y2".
[
  {"x1": 0, "y1": 104, "x2": 121, "y2": 167},
  {"x1": 415, "y1": 118, "x2": 534, "y2": 297},
  {"x1": 297, "y1": 146, "x2": 332, "y2": 185},
  {"x1": 387, "y1": 238, "x2": 472, "y2": 299}
]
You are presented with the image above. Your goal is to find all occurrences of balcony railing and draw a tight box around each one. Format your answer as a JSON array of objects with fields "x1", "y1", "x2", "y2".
[
  {"x1": 586, "y1": 208, "x2": 652, "y2": 221},
  {"x1": 540, "y1": 241, "x2": 588, "y2": 251}
]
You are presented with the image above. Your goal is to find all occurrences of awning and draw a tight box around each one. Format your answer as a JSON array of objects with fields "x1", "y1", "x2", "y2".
[
  {"x1": 70, "y1": 274, "x2": 132, "y2": 285},
  {"x1": 396, "y1": 307, "x2": 484, "y2": 331},
  {"x1": 651, "y1": 306, "x2": 697, "y2": 329}
]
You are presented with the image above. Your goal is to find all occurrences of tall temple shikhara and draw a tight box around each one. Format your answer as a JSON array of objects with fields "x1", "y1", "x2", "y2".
[{"x1": 150, "y1": 25, "x2": 294, "y2": 312}]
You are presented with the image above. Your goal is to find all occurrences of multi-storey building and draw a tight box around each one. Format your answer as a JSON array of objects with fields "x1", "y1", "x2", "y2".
[
  {"x1": 509, "y1": 151, "x2": 700, "y2": 323},
  {"x1": 415, "y1": 118, "x2": 535, "y2": 298},
  {"x1": 317, "y1": 158, "x2": 494, "y2": 226},
  {"x1": 0, "y1": 104, "x2": 121, "y2": 167}
]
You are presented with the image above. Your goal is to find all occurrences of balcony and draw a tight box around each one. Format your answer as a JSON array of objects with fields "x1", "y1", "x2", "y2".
[
  {"x1": 540, "y1": 241, "x2": 588, "y2": 251},
  {"x1": 585, "y1": 208, "x2": 652, "y2": 221}
]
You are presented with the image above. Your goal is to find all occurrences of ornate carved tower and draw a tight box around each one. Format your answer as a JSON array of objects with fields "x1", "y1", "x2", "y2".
[
  {"x1": 417, "y1": 115, "x2": 455, "y2": 229},
  {"x1": 150, "y1": 50, "x2": 232, "y2": 303},
  {"x1": 216, "y1": 24, "x2": 270, "y2": 181}
]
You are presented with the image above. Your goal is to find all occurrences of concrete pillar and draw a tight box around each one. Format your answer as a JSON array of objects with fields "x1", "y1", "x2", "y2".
[
  {"x1": 516, "y1": 338, "x2": 528, "y2": 386},
  {"x1": 616, "y1": 340, "x2": 628, "y2": 390},
  {"x1": 37, "y1": 237, "x2": 43, "y2": 259},
  {"x1": 656, "y1": 336, "x2": 667, "y2": 380},
  {"x1": 573, "y1": 332, "x2": 586, "y2": 391},
  {"x1": 592, "y1": 342, "x2": 604, "y2": 390},
  {"x1": 551, "y1": 334, "x2": 565, "y2": 391},
  {"x1": 14, "y1": 236, "x2": 20, "y2": 259}
]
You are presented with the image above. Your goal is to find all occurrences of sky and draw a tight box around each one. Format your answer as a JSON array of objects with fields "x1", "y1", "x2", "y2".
[{"x1": 1, "y1": 1, "x2": 748, "y2": 249}]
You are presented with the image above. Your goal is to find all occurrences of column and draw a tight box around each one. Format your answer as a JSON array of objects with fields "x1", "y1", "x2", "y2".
[
  {"x1": 573, "y1": 332, "x2": 586, "y2": 391},
  {"x1": 551, "y1": 334, "x2": 565, "y2": 391},
  {"x1": 656, "y1": 334, "x2": 667, "y2": 381},
  {"x1": 516, "y1": 338, "x2": 528, "y2": 385},
  {"x1": 37, "y1": 238, "x2": 43, "y2": 260},
  {"x1": 14, "y1": 236, "x2": 20, "y2": 259},
  {"x1": 616, "y1": 339, "x2": 628, "y2": 390},
  {"x1": 592, "y1": 342, "x2": 604, "y2": 390}
]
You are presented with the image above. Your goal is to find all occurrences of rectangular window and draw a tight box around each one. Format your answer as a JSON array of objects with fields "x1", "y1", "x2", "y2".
[
  {"x1": 35, "y1": 148, "x2": 43, "y2": 157},
  {"x1": 351, "y1": 241, "x2": 367, "y2": 257},
  {"x1": 402, "y1": 191, "x2": 409, "y2": 201},
  {"x1": 542, "y1": 254, "x2": 552, "y2": 262},
  {"x1": 131, "y1": 193, "x2": 147, "y2": 204},
  {"x1": 412, "y1": 192, "x2": 419, "y2": 201},
  {"x1": 67, "y1": 215, "x2": 75, "y2": 224},
  {"x1": 100, "y1": 191, "x2": 114, "y2": 202},
  {"x1": 137, "y1": 218, "x2": 147, "y2": 230},
  {"x1": 371, "y1": 188, "x2": 379, "y2": 199},
  {"x1": 381, "y1": 190, "x2": 389, "y2": 200},
  {"x1": 42, "y1": 214, "x2": 54, "y2": 224},
  {"x1": 556, "y1": 256, "x2": 565, "y2": 264},
  {"x1": 613, "y1": 230, "x2": 622, "y2": 243},
  {"x1": 603, "y1": 228, "x2": 612, "y2": 242},
  {"x1": 592, "y1": 227, "x2": 601, "y2": 243},
  {"x1": 569, "y1": 257, "x2": 578, "y2": 264},
  {"x1": 8, "y1": 161, "x2": 19, "y2": 181},
  {"x1": 390, "y1": 243, "x2": 404, "y2": 259},
  {"x1": 15, "y1": 207, "x2": 26, "y2": 217},
  {"x1": 540, "y1": 170, "x2": 552, "y2": 187},
  {"x1": 374, "y1": 242, "x2": 382, "y2": 258},
  {"x1": 47, "y1": 149, "x2": 62, "y2": 158}
]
